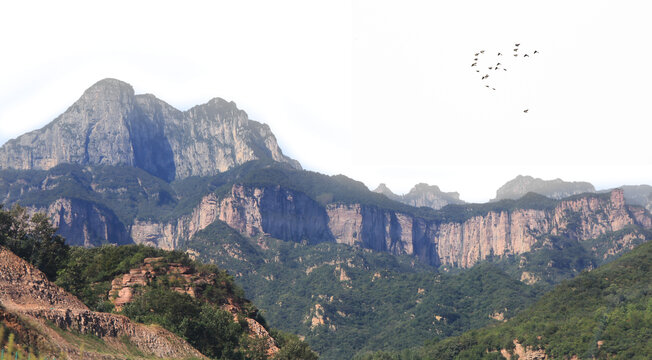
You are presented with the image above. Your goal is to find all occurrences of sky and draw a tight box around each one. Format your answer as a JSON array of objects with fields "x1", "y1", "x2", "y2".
[{"x1": 0, "y1": 1, "x2": 650, "y2": 203}]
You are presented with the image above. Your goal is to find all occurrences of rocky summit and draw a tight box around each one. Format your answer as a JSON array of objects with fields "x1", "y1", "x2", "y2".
[
  {"x1": 493, "y1": 175, "x2": 596, "y2": 201},
  {"x1": 0, "y1": 78, "x2": 300, "y2": 181},
  {"x1": 373, "y1": 182, "x2": 465, "y2": 210}
]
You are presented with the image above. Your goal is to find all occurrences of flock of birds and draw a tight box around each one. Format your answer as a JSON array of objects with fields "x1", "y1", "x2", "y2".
[{"x1": 471, "y1": 43, "x2": 539, "y2": 113}]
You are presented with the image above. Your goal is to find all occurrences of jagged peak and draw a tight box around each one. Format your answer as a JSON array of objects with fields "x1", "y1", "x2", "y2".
[{"x1": 410, "y1": 183, "x2": 442, "y2": 193}]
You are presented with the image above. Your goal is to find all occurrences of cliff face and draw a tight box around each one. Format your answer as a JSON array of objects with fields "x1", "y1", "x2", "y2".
[
  {"x1": 0, "y1": 79, "x2": 300, "y2": 181},
  {"x1": 0, "y1": 247, "x2": 206, "y2": 359},
  {"x1": 494, "y1": 175, "x2": 596, "y2": 201},
  {"x1": 28, "y1": 198, "x2": 131, "y2": 247},
  {"x1": 133, "y1": 184, "x2": 650, "y2": 268},
  {"x1": 131, "y1": 184, "x2": 333, "y2": 249}
]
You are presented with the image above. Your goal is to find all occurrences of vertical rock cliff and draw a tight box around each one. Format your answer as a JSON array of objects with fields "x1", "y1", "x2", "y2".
[
  {"x1": 132, "y1": 183, "x2": 649, "y2": 269},
  {"x1": 0, "y1": 79, "x2": 300, "y2": 181}
]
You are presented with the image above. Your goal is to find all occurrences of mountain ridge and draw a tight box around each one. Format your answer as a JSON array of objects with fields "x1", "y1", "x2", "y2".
[{"x1": 0, "y1": 78, "x2": 300, "y2": 181}]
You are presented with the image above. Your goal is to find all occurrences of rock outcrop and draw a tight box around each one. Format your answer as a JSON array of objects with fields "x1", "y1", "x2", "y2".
[
  {"x1": 373, "y1": 182, "x2": 465, "y2": 210},
  {"x1": 133, "y1": 183, "x2": 651, "y2": 268},
  {"x1": 107, "y1": 256, "x2": 279, "y2": 356},
  {"x1": 0, "y1": 79, "x2": 300, "y2": 181},
  {"x1": 0, "y1": 247, "x2": 206, "y2": 359},
  {"x1": 494, "y1": 175, "x2": 596, "y2": 201}
]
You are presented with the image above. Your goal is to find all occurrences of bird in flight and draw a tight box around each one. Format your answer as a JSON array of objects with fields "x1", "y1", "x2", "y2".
[
  {"x1": 471, "y1": 62, "x2": 477, "y2": 67},
  {"x1": 524, "y1": 54, "x2": 530, "y2": 57},
  {"x1": 475, "y1": 52, "x2": 480, "y2": 56},
  {"x1": 497, "y1": 52, "x2": 502, "y2": 56},
  {"x1": 534, "y1": 50, "x2": 539, "y2": 54},
  {"x1": 482, "y1": 74, "x2": 489, "y2": 80},
  {"x1": 515, "y1": 43, "x2": 520, "y2": 47},
  {"x1": 480, "y1": 50, "x2": 485, "y2": 53},
  {"x1": 523, "y1": 109, "x2": 529, "y2": 113}
]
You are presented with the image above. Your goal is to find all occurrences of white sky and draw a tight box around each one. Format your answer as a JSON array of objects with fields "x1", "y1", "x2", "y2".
[{"x1": 0, "y1": 1, "x2": 650, "y2": 202}]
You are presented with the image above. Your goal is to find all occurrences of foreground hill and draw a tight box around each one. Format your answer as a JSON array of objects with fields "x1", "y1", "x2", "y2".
[
  {"x1": 0, "y1": 78, "x2": 300, "y2": 181},
  {"x1": 359, "y1": 238, "x2": 652, "y2": 359},
  {"x1": 0, "y1": 246, "x2": 206, "y2": 359}
]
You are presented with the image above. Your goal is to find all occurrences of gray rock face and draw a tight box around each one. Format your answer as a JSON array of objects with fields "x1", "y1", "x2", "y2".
[
  {"x1": 373, "y1": 183, "x2": 465, "y2": 210},
  {"x1": 493, "y1": 175, "x2": 595, "y2": 201},
  {"x1": 0, "y1": 79, "x2": 300, "y2": 181}
]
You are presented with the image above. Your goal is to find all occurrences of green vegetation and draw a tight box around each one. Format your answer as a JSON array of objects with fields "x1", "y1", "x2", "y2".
[
  {"x1": 184, "y1": 231, "x2": 542, "y2": 359},
  {"x1": 0, "y1": 204, "x2": 69, "y2": 280},
  {"x1": 357, "y1": 240, "x2": 652, "y2": 359}
]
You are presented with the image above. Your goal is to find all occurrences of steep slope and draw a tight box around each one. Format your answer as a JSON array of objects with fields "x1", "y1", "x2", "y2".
[
  {"x1": 494, "y1": 175, "x2": 596, "y2": 201},
  {"x1": 0, "y1": 78, "x2": 300, "y2": 181},
  {"x1": 373, "y1": 183, "x2": 465, "y2": 210},
  {"x1": 0, "y1": 246, "x2": 206, "y2": 359}
]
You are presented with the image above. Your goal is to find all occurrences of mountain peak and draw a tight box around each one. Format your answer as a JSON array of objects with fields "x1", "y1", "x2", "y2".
[
  {"x1": 80, "y1": 78, "x2": 135, "y2": 102},
  {"x1": 0, "y1": 79, "x2": 300, "y2": 180},
  {"x1": 494, "y1": 175, "x2": 596, "y2": 201}
]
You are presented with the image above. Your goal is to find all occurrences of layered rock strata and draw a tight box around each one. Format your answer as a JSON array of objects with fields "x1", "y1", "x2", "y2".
[{"x1": 132, "y1": 185, "x2": 651, "y2": 268}]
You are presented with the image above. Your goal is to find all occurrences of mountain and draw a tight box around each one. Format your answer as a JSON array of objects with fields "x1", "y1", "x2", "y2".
[
  {"x1": 0, "y1": 78, "x2": 300, "y2": 181},
  {"x1": 373, "y1": 183, "x2": 465, "y2": 210},
  {"x1": 1, "y1": 78, "x2": 651, "y2": 359},
  {"x1": 362, "y1": 237, "x2": 652, "y2": 359},
  {"x1": 494, "y1": 175, "x2": 596, "y2": 201}
]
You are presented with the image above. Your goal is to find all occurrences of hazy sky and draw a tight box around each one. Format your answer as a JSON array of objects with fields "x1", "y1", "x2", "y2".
[{"x1": 1, "y1": 1, "x2": 650, "y2": 202}]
